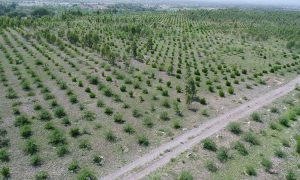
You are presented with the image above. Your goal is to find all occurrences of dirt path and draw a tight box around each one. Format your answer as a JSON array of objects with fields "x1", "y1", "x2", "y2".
[{"x1": 101, "y1": 76, "x2": 300, "y2": 180}]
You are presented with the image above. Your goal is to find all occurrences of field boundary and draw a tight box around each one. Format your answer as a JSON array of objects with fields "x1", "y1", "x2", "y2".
[{"x1": 101, "y1": 76, "x2": 300, "y2": 180}]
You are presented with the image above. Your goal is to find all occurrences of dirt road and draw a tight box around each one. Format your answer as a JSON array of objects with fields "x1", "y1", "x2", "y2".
[{"x1": 101, "y1": 76, "x2": 300, "y2": 180}]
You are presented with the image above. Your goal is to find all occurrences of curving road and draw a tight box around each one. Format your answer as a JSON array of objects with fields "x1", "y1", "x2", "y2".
[{"x1": 101, "y1": 76, "x2": 300, "y2": 180}]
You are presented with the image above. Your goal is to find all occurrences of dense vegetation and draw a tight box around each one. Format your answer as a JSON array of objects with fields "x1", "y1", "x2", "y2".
[{"x1": 0, "y1": 5, "x2": 299, "y2": 179}]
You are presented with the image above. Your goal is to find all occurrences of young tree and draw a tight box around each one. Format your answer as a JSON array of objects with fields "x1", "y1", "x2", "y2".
[
  {"x1": 131, "y1": 41, "x2": 138, "y2": 58},
  {"x1": 185, "y1": 77, "x2": 197, "y2": 105}
]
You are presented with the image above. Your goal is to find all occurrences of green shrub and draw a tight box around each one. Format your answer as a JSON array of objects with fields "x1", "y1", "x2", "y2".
[
  {"x1": 219, "y1": 90, "x2": 225, "y2": 97},
  {"x1": 120, "y1": 85, "x2": 127, "y2": 92},
  {"x1": 14, "y1": 115, "x2": 30, "y2": 127},
  {"x1": 275, "y1": 149, "x2": 286, "y2": 158},
  {"x1": 70, "y1": 128, "x2": 81, "y2": 138},
  {"x1": 105, "y1": 130, "x2": 116, "y2": 142},
  {"x1": 62, "y1": 117, "x2": 71, "y2": 126},
  {"x1": 132, "y1": 109, "x2": 142, "y2": 118},
  {"x1": 206, "y1": 161, "x2": 218, "y2": 172},
  {"x1": 251, "y1": 112, "x2": 261, "y2": 122},
  {"x1": 143, "y1": 117, "x2": 154, "y2": 128},
  {"x1": 20, "y1": 125, "x2": 32, "y2": 138},
  {"x1": 227, "y1": 122, "x2": 242, "y2": 135},
  {"x1": 270, "y1": 122, "x2": 281, "y2": 131},
  {"x1": 270, "y1": 107, "x2": 279, "y2": 113},
  {"x1": 245, "y1": 165, "x2": 257, "y2": 176},
  {"x1": 162, "y1": 90, "x2": 169, "y2": 96},
  {"x1": 217, "y1": 147, "x2": 230, "y2": 162},
  {"x1": 31, "y1": 155, "x2": 42, "y2": 166},
  {"x1": 54, "y1": 107, "x2": 66, "y2": 118},
  {"x1": 77, "y1": 168, "x2": 96, "y2": 180},
  {"x1": 83, "y1": 111, "x2": 96, "y2": 121},
  {"x1": 0, "y1": 138, "x2": 9, "y2": 148},
  {"x1": 178, "y1": 170, "x2": 193, "y2": 180},
  {"x1": 123, "y1": 124, "x2": 135, "y2": 134},
  {"x1": 70, "y1": 95, "x2": 78, "y2": 104},
  {"x1": 57, "y1": 145, "x2": 69, "y2": 157},
  {"x1": 89, "y1": 93, "x2": 96, "y2": 98},
  {"x1": 296, "y1": 136, "x2": 300, "y2": 154},
  {"x1": 68, "y1": 160, "x2": 80, "y2": 173},
  {"x1": 199, "y1": 98, "x2": 207, "y2": 105},
  {"x1": 243, "y1": 132, "x2": 260, "y2": 145},
  {"x1": 0, "y1": 166, "x2": 10, "y2": 178},
  {"x1": 49, "y1": 129, "x2": 66, "y2": 145},
  {"x1": 104, "y1": 107, "x2": 114, "y2": 115},
  {"x1": 227, "y1": 87, "x2": 234, "y2": 94},
  {"x1": 79, "y1": 139, "x2": 91, "y2": 150},
  {"x1": 43, "y1": 122, "x2": 54, "y2": 130},
  {"x1": 232, "y1": 141, "x2": 248, "y2": 156},
  {"x1": 24, "y1": 139, "x2": 38, "y2": 155},
  {"x1": 89, "y1": 76, "x2": 99, "y2": 85},
  {"x1": 96, "y1": 99, "x2": 105, "y2": 107},
  {"x1": 137, "y1": 135, "x2": 149, "y2": 146},
  {"x1": 202, "y1": 138, "x2": 217, "y2": 151},
  {"x1": 103, "y1": 88, "x2": 113, "y2": 97},
  {"x1": 38, "y1": 110, "x2": 52, "y2": 121},
  {"x1": 93, "y1": 154, "x2": 104, "y2": 166},
  {"x1": 160, "y1": 112, "x2": 169, "y2": 121},
  {"x1": 0, "y1": 149, "x2": 9, "y2": 162},
  {"x1": 173, "y1": 120, "x2": 182, "y2": 129},
  {"x1": 113, "y1": 113, "x2": 125, "y2": 124},
  {"x1": 261, "y1": 158, "x2": 272, "y2": 172},
  {"x1": 286, "y1": 170, "x2": 297, "y2": 180},
  {"x1": 279, "y1": 117, "x2": 290, "y2": 127},
  {"x1": 35, "y1": 171, "x2": 49, "y2": 180},
  {"x1": 162, "y1": 99, "x2": 170, "y2": 108}
]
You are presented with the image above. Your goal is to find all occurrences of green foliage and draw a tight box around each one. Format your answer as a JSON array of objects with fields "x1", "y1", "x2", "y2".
[
  {"x1": 296, "y1": 136, "x2": 300, "y2": 154},
  {"x1": 217, "y1": 147, "x2": 230, "y2": 162},
  {"x1": 0, "y1": 166, "x2": 10, "y2": 178},
  {"x1": 54, "y1": 107, "x2": 66, "y2": 118},
  {"x1": 286, "y1": 170, "x2": 297, "y2": 180},
  {"x1": 206, "y1": 161, "x2": 218, "y2": 172},
  {"x1": 0, "y1": 149, "x2": 9, "y2": 162},
  {"x1": 160, "y1": 112, "x2": 169, "y2": 121},
  {"x1": 68, "y1": 160, "x2": 80, "y2": 173},
  {"x1": 261, "y1": 158, "x2": 272, "y2": 172},
  {"x1": 123, "y1": 124, "x2": 135, "y2": 134},
  {"x1": 245, "y1": 165, "x2": 257, "y2": 176},
  {"x1": 275, "y1": 149, "x2": 286, "y2": 158},
  {"x1": 137, "y1": 135, "x2": 149, "y2": 146},
  {"x1": 24, "y1": 139, "x2": 38, "y2": 155},
  {"x1": 35, "y1": 171, "x2": 49, "y2": 180},
  {"x1": 70, "y1": 128, "x2": 81, "y2": 138},
  {"x1": 232, "y1": 141, "x2": 248, "y2": 156},
  {"x1": 113, "y1": 113, "x2": 125, "y2": 124},
  {"x1": 227, "y1": 122, "x2": 242, "y2": 135},
  {"x1": 49, "y1": 129, "x2": 66, "y2": 146},
  {"x1": 31, "y1": 8, "x2": 52, "y2": 17},
  {"x1": 243, "y1": 132, "x2": 260, "y2": 145},
  {"x1": 185, "y1": 77, "x2": 197, "y2": 104},
  {"x1": 202, "y1": 138, "x2": 217, "y2": 151},
  {"x1": 83, "y1": 111, "x2": 96, "y2": 121},
  {"x1": 251, "y1": 112, "x2": 261, "y2": 122},
  {"x1": 105, "y1": 130, "x2": 116, "y2": 142},
  {"x1": 77, "y1": 168, "x2": 96, "y2": 180},
  {"x1": 38, "y1": 110, "x2": 52, "y2": 121},
  {"x1": 178, "y1": 170, "x2": 193, "y2": 180},
  {"x1": 93, "y1": 154, "x2": 104, "y2": 166},
  {"x1": 57, "y1": 145, "x2": 69, "y2": 157},
  {"x1": 31, "y1": 155, "x2": 42, "y2": 166},
  {"x1": 14, "y1": 115, "x2": 30, "y2": 127},
  {"x1": 20, "y1": 125, "x2": 32, "y2": 138}
]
